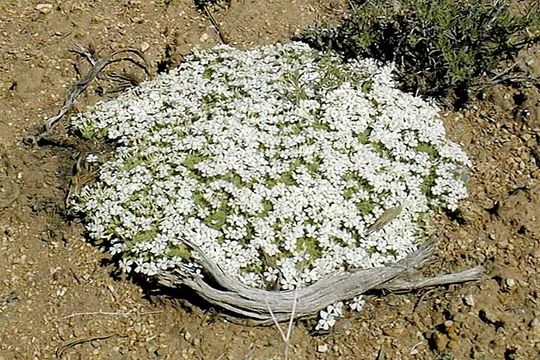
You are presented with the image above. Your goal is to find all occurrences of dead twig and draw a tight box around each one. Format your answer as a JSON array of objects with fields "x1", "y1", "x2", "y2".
[
  {"x1": 61, "y1": 309, "x2": 163, "y2": 320},
  {"x1": 27, "y1": 45, "x2": 150, "y2": 146},
  {"x1": 201, "y1": 4, "x2": 229, "y2": 44},
  {"x1": 489, "y1": 74, "x2": 539, "y2": 87},
  {"x1": 486, "y1": 59, "x2": 540, "y2": 87},
  {"x1": 374, "y1": 266, "x2": 486, "y2": 293},
  {"x1": 266, "y1": 289, "x2": 298, "y2": 360},
  {"x1": 69, "y1": 43, "x2": 98, "y2": 66},
  {"x1": 412, "y1": 288, "x2": 436, "y2": 313}
]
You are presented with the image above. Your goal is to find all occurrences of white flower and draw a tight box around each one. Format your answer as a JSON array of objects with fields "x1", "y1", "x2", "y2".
[
  {"x1": 349, "y1": 296, "x2": 365, "y2": 312},
  {"x1": 118, "y1": 259, "x2": 133, "y2": 273},
  {"x1": 280, "y1": 276, "x2": 298, "y2": 291},
  {"x1": 327, "y1": 302, "x2": 344, "y2": 317},
  {"x1": 316, "y1": 310, "x2": 336, "y2": 331},
  {"x1": 135, "y1": 261, "x2": 158, "y2": 276},
  {"x1": 86, "y1": 154, "x2": 99, "y2": 163},
  {"x1": 263, "y1": 267, "x2": 279, "y2": 282},
  {"x1": 109, "y1": 242, "x2": 124, "y2": 255}
]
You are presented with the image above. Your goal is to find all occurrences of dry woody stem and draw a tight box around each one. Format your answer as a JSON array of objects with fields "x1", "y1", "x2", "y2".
[
  {"x1": 28, "y1": 45, "x2": 149, "y2": 145},
  {"x1": 158, "y1": 240, "x2": 485, "y2": 324}
]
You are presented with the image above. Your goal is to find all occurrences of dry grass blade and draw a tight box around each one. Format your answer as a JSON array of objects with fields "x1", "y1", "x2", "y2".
[
  {"x1": 61, "y1": 309, "x2": 162, "y2": 320},
  {"x1": 266, "y1": 299, "x2": 288, "y2": 344},
  {"x1": 201, "y1": 4, "x2": 228, "y2": 44},
  {"x1": 366, "y1": 204, "x2": 403, "y2": 235},
  {"x1": 65, "y1": 153, "x2": 96, "y2": 208},
  {"x1": 267, "y1": 289, "x2": 297, "y2": 359}
]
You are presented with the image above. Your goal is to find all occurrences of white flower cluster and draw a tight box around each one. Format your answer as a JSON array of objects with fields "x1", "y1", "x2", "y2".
[{"x1": 71, "y1": 42, "x2": 469, "y2": 324}]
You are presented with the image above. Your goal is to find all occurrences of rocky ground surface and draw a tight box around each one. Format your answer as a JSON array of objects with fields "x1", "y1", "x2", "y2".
[{"x1": 0, "y1": 1, "x2": 539, "y2": 359}]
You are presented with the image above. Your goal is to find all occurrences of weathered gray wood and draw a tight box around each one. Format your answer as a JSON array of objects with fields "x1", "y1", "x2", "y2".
[{"x1": 157, "y1": 241, "x2": 485, "y2": 324}]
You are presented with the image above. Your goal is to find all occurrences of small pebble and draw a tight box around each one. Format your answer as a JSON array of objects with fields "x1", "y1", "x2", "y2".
[
  {"x1": 529, "y1": 317, "x2": 540, "y2": 337},
  {"x1": 463, "y1": 294, "x2": 475, "y2": 307},
  {"x1": 505, "y1": 278, "x2": 516, "y2": 289},
  {"x1": 200, "y1": 33, "x2": 209, "y2": 42},
  {"x1": 36, "y1": 4, "x2": 53, "y2": 13},
  {"x1": 317, "y1": 344, "x2": 328, "y2": 353}
]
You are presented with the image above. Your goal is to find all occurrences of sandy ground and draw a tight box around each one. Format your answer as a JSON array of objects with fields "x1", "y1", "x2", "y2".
[{"x1": 0, "y1": 1, "x2": 539, "y2": 359}]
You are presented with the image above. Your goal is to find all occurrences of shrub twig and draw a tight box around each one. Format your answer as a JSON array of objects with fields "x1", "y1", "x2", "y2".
[
  {"x1": 61, "y1": 309, "x2": 163, "y2": 320},
  {"x1": 202, "y1": 4, "x2": 228, "y2": 44},
  {"x1": 266, "y1": 289, "x2": 298, "y2": 359},
  {"x1": 27, "y1": 45, "x2": 150, "y2": 146}
]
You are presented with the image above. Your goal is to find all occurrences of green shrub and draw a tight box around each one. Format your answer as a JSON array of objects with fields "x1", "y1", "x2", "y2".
[{"x1": 303, "y1": 0, "x2": 539, "y2": 104}]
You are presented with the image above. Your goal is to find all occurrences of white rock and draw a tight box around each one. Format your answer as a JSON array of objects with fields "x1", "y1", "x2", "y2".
[
  {"x1": 317, "y1": 344, "x2": 328, "y2": 353},
  {"x1": 36, "y1": 4, "x2": 53, "y2": 13},
  {"x1": 463, "y1": 294, "x2": 475, "y2": 307},
  {"x1": 200, "y1": 33, "x2": 209, "y2": 42}
]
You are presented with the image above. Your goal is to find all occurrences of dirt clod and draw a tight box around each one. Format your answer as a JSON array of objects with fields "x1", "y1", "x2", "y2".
[{"x1": 430, "y1": 331, "x2": 449, "y2": 352}]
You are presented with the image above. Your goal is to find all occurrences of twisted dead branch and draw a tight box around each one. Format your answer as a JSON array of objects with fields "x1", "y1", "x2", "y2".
[
  {"x1": 27, "y1": 45, "x2": 150, "y2": 145},
  {"x1": 158, "y1": 240, "x2": 485, "y2": 325}
]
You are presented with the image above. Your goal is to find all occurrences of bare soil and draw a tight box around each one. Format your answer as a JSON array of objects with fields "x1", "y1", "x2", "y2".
[{"x1": 0, "y1": 1, "x2": 539, "y2": 359}]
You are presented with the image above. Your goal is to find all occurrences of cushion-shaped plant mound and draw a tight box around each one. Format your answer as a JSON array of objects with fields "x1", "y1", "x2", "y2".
[{"x1": 71, "y1": 42, "x2": 472, "y2": 322}]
